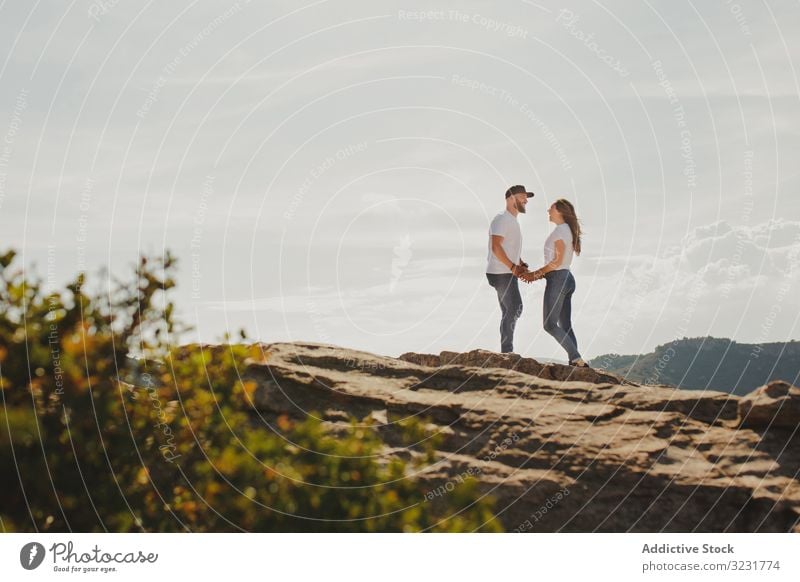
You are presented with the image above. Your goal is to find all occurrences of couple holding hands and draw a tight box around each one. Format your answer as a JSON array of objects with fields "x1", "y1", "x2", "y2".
[{"x1": 485, "y1": 184, "x2": 588, "y2": 368}]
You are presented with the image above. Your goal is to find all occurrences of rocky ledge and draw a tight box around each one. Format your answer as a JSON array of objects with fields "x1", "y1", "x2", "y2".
[{"x1": 237, "y1": 342, "x2": 800, "y2": 532}]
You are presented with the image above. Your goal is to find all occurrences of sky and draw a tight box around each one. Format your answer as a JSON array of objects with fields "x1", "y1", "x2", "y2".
[{"x1": 1, "y1": 0, "x2": 798, "y2": 360}]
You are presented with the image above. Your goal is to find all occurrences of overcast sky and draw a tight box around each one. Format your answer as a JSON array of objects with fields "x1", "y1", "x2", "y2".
[{"x1": 1, "y1": 0, "x2": 798, "y2": 360}]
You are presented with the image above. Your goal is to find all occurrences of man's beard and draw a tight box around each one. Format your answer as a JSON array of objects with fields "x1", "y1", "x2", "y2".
[{"x1": 516, "y1": 200, "x2": 526, "y2": 213}]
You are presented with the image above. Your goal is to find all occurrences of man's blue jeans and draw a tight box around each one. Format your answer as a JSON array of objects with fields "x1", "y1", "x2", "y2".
[
  {"x1": 486, "y1": 273, "x2": 522, "y2": 353},
  {"x1": 543, "y1": 269, "x2": 581, "y2": 362}
]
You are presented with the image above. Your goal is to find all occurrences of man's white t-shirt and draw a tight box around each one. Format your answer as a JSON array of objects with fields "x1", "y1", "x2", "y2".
[
  {"x1": 486, "y1": 210, "x2": 522, "y2": 274},
  {"x1": 544, "y1": 223, "x2": 573, "y2": 270}
]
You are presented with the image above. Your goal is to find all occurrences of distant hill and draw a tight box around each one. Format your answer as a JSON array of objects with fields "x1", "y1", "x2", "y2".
[{"x1": 590, "y1": 337, "x2": 800, "y2": 395}]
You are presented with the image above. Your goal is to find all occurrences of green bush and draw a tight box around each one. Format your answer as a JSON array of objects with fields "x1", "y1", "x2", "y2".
[{"x1": 0, "y1": 249, "x2": 501, "y2": 532}]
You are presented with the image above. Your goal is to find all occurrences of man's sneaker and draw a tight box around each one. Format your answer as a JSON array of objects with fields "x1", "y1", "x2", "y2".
[{"x1": 570, "y1": 358, "x2": 589, "y2": 368}]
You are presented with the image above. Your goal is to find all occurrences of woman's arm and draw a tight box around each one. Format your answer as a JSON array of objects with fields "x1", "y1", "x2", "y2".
[
  {"x1": 523, "y1": 239, "x2": 564, "y2": 281},
  {"x1": 540, "y1": 239, "x2": 565, "y2": 274}
]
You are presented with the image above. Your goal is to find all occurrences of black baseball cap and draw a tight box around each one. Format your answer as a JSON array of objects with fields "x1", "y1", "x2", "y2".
[{"x1": 505, "y1": 185, "x2": 535, "y2": 198}]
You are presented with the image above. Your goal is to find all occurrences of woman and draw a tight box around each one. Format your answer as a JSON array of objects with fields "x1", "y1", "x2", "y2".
[{"x1": 520, "y1": 199, "x2": 588, "y2": 367}]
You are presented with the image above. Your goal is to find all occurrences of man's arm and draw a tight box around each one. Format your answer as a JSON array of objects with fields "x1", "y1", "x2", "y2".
[{"x1": 491, "y1": 235, "x2": 525, "y2": 275}]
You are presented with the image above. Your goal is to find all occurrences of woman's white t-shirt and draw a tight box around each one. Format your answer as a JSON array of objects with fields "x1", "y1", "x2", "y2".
[{"x1": 544, "y1": 223, "x2": 574, "y2": 270}]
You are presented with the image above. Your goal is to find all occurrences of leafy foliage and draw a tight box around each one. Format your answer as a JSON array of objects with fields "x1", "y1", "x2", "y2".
[{"x1": 0, "y1": 249, "x2": 500, "y2": 532}]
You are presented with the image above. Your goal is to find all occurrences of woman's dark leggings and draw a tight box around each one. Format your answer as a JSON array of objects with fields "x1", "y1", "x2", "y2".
[{"x1": 542, "y1": 269, "x2": 581, "y2": 362}]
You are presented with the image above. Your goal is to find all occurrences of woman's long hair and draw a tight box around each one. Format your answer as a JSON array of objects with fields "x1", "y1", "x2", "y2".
[{"x1": 554, "y1": 199, "x2": 582, "y2": 255}]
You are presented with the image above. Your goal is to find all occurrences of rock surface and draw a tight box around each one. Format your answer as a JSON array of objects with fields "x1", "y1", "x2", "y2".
[
  {"x1": 739, "y1": 380, "x2": 800, "y2": 429},
  {"x1": 239, "y1": 342, "x2": 800, "y2": 532}
]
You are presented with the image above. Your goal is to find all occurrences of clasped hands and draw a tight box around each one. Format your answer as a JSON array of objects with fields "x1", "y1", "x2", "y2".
[{"x1": 511, "y1": 262, "x2": 544, "y2": 283}]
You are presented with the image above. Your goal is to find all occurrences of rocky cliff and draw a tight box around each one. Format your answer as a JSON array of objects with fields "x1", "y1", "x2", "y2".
[{"x1": 238, "y1": 341, "x2": 800, "y2": 532}]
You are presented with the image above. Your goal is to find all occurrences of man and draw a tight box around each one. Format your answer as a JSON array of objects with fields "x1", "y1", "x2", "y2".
[{"x1": 486, "y1": 185, "x2": 535, "y2": 353}]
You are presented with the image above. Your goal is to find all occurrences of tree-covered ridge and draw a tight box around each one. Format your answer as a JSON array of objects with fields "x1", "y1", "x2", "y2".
[{"x1": 591, "y1": 336, "x2": 800, "y2": 395}]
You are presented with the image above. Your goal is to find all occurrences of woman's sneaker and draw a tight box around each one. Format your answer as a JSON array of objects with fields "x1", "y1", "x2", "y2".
[{"x1": 570, "y1": 358, "x2": 589, "y2": 368}]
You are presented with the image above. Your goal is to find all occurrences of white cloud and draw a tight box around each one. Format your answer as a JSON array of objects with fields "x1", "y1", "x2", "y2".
[{"x1": 579, "y1": 219, "x2": 800, "y2": 357}]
